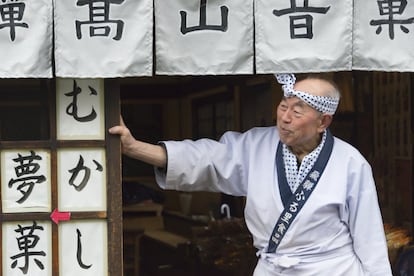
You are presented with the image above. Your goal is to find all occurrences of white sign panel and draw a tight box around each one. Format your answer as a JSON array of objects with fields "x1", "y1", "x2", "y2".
[
  {"x1": 1, "y1": 150, "x2": 51, "y2": 213},
  {"x1": 56, "y1": 78, "x2": 105, "y2": 140},
  {"x1": 255, "y1": 0, "x2": 353, "y2": 73},
  {"x1": 58, "y1": 148, "x2": 106, "y2": 212},
  {"x1": 54, "y1": 0, "x2": 153, "y2": 77},
  {"x1": 353, "y1": 0, "x2": 414, "y2": 71},
  {"x1": 59, "y1": 220, "x2": 108, "y2": 276},
  {"x1": 155, "y1": 0, "x2": 254, "y2": 75},
  {"x1": 3, "y1": 221, "x2": 52, "y2": 276},
  {"x1": 0, "y1": 0, "x2": 52, "y2": 78}
]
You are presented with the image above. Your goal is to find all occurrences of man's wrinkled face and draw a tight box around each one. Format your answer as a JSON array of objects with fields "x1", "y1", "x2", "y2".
[
  {"x1": 276, "y1": 78, "x2": 333, "y2": 150},
  {"x1": 276, "y1": 96, "x2": 323, "y2": 149}
]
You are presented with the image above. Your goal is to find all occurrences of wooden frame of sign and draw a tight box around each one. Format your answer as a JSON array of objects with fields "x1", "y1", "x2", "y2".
[{"x1": 0, "y1": 79, "x2": 122, "y2": 276}]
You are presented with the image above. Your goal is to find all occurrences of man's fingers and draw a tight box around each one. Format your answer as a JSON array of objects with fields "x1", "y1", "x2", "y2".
[
  {"x1": 108, "y1": 125, "x2": 124, "y2": 135},
  {"x1": 120, "y1": 116, "x2": 126, "y2": 127}
]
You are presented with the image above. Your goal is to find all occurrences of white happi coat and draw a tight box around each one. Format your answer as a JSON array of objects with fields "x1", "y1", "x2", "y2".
[{"x1": 155, "y1": 127, "x2": 392, "y2": 275}]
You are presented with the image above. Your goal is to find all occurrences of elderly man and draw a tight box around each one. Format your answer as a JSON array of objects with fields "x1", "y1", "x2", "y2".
[{"x1": 109, "y1": 74, "x2": 392, "y2": 275}]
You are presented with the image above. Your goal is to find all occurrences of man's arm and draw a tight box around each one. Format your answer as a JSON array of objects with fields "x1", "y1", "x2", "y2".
[
  {"x1": 348, "y1": 162, "x2": 392, "y2": 275},
  {"x1": 108, "y1": 118, "x2": 167, "y2": 169}
]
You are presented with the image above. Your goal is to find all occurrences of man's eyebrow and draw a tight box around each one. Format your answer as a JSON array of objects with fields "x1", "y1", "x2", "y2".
[{"x1": 293, "y1": 101, "x2": 306, "y2": 108}]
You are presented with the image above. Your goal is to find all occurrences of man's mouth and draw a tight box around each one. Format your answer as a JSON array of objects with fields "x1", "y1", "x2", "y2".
[{"x1": 280, "y1": 127, "x2": 291, "y2": 135}]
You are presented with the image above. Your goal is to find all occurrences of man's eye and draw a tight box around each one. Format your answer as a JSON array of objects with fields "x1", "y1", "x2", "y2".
[{"x1": 293, "y1": 109, "x2": 303, "y2": 116}]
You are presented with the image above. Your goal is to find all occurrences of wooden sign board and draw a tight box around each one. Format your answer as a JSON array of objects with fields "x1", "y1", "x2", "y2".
[{"x1": 0, "y1": 79, "x2": 122, "y2": 276}]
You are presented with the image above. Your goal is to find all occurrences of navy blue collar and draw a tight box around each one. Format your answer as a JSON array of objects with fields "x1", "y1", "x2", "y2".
[
  {"x1": 267, "y1": 129, "x2": 334, "y2": 253},
  {"x1": 276, "y1": 130, "x2": 334, "y2": 207}
]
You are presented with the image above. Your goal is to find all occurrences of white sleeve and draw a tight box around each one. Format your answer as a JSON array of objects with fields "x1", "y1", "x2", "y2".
[
  {"x1": 347, "y1": 161, "x2": 392, "y2": 275},
  {"x1": 154, "y1": 131, "x2": 249, "y2": 196}
]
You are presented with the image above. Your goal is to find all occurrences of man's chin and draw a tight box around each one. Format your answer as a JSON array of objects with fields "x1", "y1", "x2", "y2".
[{"x1": 279, "y1": 137, "x2": 291, "y2": 146}]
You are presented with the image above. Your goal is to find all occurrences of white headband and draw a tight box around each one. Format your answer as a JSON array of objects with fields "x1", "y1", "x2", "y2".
[{"x1": 275, "y1": 73, "x2": 339, "y2": 115}]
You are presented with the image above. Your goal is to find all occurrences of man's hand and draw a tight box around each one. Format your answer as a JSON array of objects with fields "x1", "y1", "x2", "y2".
[
  {"x1": 108, "y1": 116, "x2": 167, "y2": 168},
  {"x1": 108, "y1": 117, "x2": 136, "y2": 156}
]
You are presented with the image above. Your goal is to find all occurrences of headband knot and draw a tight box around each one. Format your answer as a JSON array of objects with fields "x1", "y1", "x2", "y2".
[{"x1": 275, "y1": 73, "x2": 339, "y2": 115}]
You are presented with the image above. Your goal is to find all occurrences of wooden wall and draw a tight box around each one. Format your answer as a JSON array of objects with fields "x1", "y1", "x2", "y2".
[{"x1": 354, "y1": 72, "x2": 413, "y2": 231}]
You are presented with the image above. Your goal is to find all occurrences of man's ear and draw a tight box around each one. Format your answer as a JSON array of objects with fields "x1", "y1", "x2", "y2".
[{"x1": 318, "y1": 114, "x2": 333, "y2": 132}]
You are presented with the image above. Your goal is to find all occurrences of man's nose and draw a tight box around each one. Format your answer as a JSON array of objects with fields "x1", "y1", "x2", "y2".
[{"x1": 281, "y1": 109, "x2": 292, "y2": 122}]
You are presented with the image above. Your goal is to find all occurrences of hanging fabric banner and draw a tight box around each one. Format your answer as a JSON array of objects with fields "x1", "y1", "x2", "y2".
[
  {"x1": 155, "y1": 0, "x2": 254, "y2": 75},
  {"x1": 54, "y1": 0, "x2": 153, "y2": 78},
  {"x1": 255, "y1": 0, "x2": 353, "y2": 73},
  {"x1": 0, "y1": 0, "x2": 53, "y2": 78},
  {"x1": 353, "y1": 0, "x2": 414, "y2": 72}
]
